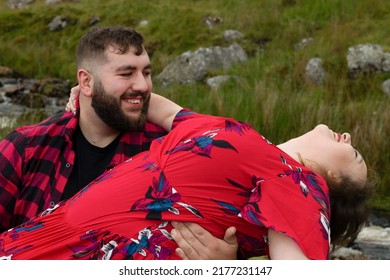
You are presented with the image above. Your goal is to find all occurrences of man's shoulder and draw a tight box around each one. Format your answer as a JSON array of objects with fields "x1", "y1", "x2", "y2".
[
  {"x1": 0, "y1": 112, "x2": 76, "y2": 160},
  {"x1": 13, "y1": 112, "x2": 76, "y2": 138}
]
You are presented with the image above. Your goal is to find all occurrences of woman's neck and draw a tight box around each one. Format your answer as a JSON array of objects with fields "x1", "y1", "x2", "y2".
[{"x1": 277, "y1": 140, "x2": 302, "y2": 164}]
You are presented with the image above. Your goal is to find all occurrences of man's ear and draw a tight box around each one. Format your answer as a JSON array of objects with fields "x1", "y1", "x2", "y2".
[{"x1": 77, "y1": 69, "x2": 93, "y2": 97}]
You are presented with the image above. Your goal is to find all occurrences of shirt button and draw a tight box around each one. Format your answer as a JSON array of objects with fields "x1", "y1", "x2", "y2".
[
  {"x1": 65, "y1": 163, "x2": 71, "y2": 168},
  {"x1": 49, "y1": 201, "x2": 55, "y2": 207}
]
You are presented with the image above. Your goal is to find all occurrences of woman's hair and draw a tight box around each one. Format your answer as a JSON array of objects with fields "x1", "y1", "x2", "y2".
[
  {"x1": 324, "y1": 174, "x2": 375, "y2": 248},
  {"x1": 299, "y1": 153, "x2": 376, "y2": 249}
]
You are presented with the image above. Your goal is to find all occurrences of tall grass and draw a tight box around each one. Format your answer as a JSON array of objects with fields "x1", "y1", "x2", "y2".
[{"x1": 0, "y1": 0, "x2": 389, "y2": 211}]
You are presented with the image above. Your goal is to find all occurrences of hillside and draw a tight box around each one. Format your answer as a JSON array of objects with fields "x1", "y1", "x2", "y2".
[{"x1": 0, "y1": 0, "x2": 389, "y2": 212}]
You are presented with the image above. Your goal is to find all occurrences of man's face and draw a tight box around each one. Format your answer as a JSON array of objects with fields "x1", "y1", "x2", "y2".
[{"x1": 91, "y1": 46, "x2": 152, "y2": 131}]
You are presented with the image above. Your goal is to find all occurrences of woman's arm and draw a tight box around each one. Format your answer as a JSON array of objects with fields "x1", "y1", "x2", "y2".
[
  {"x1": 268, "y1": 229, "x2": 309, "y2": 260},
  {"x1": 65, "y1": 87, "x2": 182, "y2": 132},
  {"x1": 147, "y1": 93, "x2": 182, "y2": 132}
]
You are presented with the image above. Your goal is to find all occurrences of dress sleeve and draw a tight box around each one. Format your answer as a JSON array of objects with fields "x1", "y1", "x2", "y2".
[
  {"x1": 240, "y1": 173, "x2": 331, "y2": 260},
  {"x1": 171, "y1": 109, "x2": 209, "y2": 129}
]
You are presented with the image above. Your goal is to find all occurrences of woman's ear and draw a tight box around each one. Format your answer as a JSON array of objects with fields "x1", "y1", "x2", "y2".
[
  {"x1": 327, "y1": 170, "x2": 341, "y2": 182},
  {"x1": 77, "y1": 69, "x2": 93, "y2": 97}
]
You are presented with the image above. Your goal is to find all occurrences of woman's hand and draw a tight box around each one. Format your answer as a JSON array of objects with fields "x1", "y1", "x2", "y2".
[{"x1": 65, "y1": 85, "x2": 80, "y2": 114}]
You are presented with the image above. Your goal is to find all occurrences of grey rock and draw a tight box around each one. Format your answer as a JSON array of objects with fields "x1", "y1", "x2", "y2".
[
  {"x1": 223, "y1": 30, "x2": 244, "y2": 43},
  {"x1": 48, "y1": 16, "x2": 67, "y2": 31},
  {"x1": 295, "y1": 37, "x2": 313, "y2": 51},
  {"x1": 305, "y1": 57, "x2": 327, "y2": 85},
  {"x1": 347, "y1": 44, "x2": 390, "y2": 78},
  {"x1": 381, "y1": 79, "x2": 390, "y2": 97},
  {"x1": 157, "y1": 43, "x2": 247, "y2": 86},
  {"x1": 202, "y1": 15, "x2": 223, "y2": 29},
  {"x1": 139, "y1": 20, "x2": 149, "y2": 27},
  {"x1": 331, "y1": 246, "x2": 366, "y2": 260},
  {"x1": 206, "y1": 75, "x2": 238, "y2": 91},
  {"x1": 88, "y1": 16, "x2": 101, "y2": 26},
  {"x1": 46, "y1": 0, "x2": 61, "y2": 4},
  {"x1": 7, "y1": 0, "x2": 34, "y2": 9}
]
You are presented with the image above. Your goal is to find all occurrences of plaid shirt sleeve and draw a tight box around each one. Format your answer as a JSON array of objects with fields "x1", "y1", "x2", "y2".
[{"x1": 0, "y1": 131, "x2": 26, "y2": 232}]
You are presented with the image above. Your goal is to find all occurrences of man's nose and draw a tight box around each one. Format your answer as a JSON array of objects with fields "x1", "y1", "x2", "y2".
[{"x1": 131, "y1": 73, "x2": 149, "y2": 92}]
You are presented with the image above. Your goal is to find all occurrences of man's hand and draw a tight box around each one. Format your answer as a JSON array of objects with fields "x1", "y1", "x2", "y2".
[
  {"x1": 65, "y1": 85, "x2": 80, "y2": 114},
  {"x1": 171, "y1": 222, "x2": 238, "y2": 260}
]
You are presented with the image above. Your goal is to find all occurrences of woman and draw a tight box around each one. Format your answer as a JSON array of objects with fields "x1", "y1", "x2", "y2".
[{"x1": 0, "y1": 112, "x2": 371, "y2": 260}]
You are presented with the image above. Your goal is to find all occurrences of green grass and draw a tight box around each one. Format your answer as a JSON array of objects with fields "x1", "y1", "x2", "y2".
[{"x1": 0, "y1": 0, "x2": 389, "y2": 210}]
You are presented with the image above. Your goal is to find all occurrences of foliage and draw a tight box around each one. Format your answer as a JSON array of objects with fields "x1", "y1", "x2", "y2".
[{"x1": 0, "y1": 0, "x2": 389, "y2": 210}]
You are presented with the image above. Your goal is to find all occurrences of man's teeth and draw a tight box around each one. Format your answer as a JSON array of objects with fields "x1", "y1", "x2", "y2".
[{"x1": 124, "y1": 99, "x2": 141, "y2": 104}]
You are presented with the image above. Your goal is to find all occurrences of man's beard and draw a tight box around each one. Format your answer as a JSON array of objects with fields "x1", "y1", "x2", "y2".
[{"x1": 91, "y1": 79, "x2": 150, "y2": 132}]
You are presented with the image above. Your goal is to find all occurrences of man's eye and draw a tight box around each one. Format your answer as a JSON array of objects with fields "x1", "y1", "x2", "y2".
[
  {"x1": 355, "y1": 150, "x2": 358, "y2": 158},
  {"x1": 120, "y1": 73, "x2": 132, "y2": 77}
]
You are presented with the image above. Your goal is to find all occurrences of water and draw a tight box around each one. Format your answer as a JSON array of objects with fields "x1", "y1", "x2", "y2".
[
  {"x1": 0, "y1": 103, "x2": 24, "y2": 129},
  {"x1": 346, "y1": 210, "x2": 390, "y2": 260},
  {"x1": 353, "y1": 226, "x2": 390, "y2": 259}
]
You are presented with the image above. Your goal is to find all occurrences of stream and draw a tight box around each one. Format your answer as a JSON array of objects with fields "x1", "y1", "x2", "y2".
[{"x1": 333, "y1": 209, "x2": 390, "y2": 260}]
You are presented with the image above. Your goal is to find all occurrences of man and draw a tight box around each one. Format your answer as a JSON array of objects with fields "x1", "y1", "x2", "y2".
[{"x1": 0, "y1": 25, "x2": 237, "y2": 259}]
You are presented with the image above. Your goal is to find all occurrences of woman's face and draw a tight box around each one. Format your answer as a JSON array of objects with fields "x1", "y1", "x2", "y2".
[{"x1": 303, "y1": 124, "x2": 367, "y2": 184}]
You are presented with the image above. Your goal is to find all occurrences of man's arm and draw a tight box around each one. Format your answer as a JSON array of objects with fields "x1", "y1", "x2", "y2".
[
  {"x1": 0, "y1": 133, "x2": 24, "y2": 231},
  {"x1": 171, "y1": 222, "x2": 239, "y2": 260},
  {"x1": 66, "y1": 87, "x2": 238, "y2": 260}
]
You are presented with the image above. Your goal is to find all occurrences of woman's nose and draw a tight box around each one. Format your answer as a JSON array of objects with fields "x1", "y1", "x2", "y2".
[{"x1": 341, "y1": 132, "x2": 351, "y2": 144}]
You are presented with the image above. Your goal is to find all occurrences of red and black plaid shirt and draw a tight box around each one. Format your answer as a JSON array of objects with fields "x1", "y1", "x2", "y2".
[{"x1": 0, "y1": 108, "x2": 197, "y2": 231}]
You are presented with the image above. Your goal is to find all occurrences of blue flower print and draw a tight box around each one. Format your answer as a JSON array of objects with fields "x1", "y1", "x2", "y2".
[
  {"x1": 225, "y1": 120, "x2": 251, "y2": 135},
  {"x1": 165, "y1": 134, "x2": 237, "y2": 158},
  {"x1": 279, "y1": 155, "x2": 329, "y2": 212},
  {"x1": 131, "y1": 172, "x2": 181, "y2": 220}
]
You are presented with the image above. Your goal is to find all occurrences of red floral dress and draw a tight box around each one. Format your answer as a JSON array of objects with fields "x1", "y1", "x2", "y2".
[{"x1": 0, "y1": 116, "x2": 330, "y2": 260}]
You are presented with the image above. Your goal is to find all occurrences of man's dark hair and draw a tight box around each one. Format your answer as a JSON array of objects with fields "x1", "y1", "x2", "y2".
[{"x1": 76, "y1": 25, "x2": 145, "y2": 69}]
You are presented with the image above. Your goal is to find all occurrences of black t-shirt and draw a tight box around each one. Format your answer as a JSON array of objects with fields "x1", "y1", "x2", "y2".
[{"x1": 62, "y1": 126, "x2": 121, "y2": 200}]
